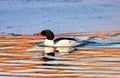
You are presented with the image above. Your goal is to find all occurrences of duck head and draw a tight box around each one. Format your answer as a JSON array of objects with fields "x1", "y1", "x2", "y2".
[{"x1": 41, "y1": 30, "x2": 55, "y2": 40}]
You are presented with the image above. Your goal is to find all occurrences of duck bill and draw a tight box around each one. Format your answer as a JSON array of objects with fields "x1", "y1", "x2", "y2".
[{"x1": 33, "y1": 32, "x2": 42, "y2": 36}]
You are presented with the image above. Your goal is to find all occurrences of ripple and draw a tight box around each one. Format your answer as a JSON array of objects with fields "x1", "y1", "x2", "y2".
[
  {"x1": 1, "y1": 33, "x2": 120, "y2": 78},
  {"x1": 0, "y1": 46, "x2": 14, "y2": 49},
  {"x1": 82, "y1": 57, "x2": 120, "y2": 62}
]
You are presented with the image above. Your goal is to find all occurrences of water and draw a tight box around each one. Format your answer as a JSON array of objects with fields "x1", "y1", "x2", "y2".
[
  {"x1": 0, "y1": 0, "x2": 120, "y2": 34},
  {"x1": 0, "y1": 33, "x2": 120, "y2": 78},
  {"x1": 0, "y1": 0, "x2": 120, "y2": 77}
]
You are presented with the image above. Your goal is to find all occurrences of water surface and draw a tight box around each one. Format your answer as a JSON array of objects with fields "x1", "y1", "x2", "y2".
[
  {"x1": 0, "y1": 32, "x2": 120, "y2": 78},
  {"x1": 0, "y1": 0, "x2": 120, "y2": 34}
]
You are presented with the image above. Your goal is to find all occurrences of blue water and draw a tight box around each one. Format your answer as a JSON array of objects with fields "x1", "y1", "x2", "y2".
[{"x1": 0, "y1": 0, "x2": 120, "y2": 34}]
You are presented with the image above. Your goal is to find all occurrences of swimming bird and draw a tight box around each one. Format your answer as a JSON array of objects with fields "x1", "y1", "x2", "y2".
[{"x1": 40, "y1": 29, "x2": 82, "y2": 47}]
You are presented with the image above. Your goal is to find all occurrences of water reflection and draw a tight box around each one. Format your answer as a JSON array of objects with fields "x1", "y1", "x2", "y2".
[
  {"x1": 43, "y1": 46, "x2": 77, "y2": 61},
  {"x1": 43, "y1": 47, "x2": 55, "y2": 61},
  {"x1": 1, "y1": 33, "x2": 120, "y2": 78}
]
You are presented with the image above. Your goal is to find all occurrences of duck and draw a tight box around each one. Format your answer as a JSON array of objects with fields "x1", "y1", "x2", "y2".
[{"x1": 40, "y1": 29, "x2": 83, "y2": 47}]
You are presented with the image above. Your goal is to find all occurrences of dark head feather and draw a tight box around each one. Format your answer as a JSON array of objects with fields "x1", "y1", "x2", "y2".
[{"x1": 41, "y1": 30, "x2": 55, "y2": 40}]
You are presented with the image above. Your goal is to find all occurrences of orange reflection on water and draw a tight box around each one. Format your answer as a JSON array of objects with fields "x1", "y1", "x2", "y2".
[{"x1": 0, "y1": 33, "x2": 120, "y2": 78}]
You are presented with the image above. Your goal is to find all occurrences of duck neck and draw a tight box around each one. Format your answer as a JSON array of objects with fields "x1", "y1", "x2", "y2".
[{"x1": 44, "y1": 39, "x2": 54, "y2": 46}]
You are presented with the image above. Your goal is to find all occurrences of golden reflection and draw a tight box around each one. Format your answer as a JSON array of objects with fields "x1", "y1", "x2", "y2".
[{"x1": 0, "y1": 33, "x2": 120, "y2": 78}]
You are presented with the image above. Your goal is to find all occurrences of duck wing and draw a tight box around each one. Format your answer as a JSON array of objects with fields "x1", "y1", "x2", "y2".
[{"x1": 54, "y1": 37, "x2": 77, "y2": 44}]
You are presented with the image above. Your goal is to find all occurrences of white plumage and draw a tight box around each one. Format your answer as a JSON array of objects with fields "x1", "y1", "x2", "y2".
[{"x1": 44, "y1": 39, "x2": 80, "y2": 47}]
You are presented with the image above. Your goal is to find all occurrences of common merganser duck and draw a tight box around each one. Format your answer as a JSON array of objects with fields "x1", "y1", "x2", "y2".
[{"x1": 41, "y1": 29, "x2": 82, "y2": 47}]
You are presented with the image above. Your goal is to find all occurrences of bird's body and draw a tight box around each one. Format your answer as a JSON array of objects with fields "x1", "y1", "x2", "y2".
[
  {"x1": 41, "y1": 30, "x2": 82, "y2": 47},
  {"x1": 44, "y1": 38, "x2": 80, "y2": 47}
]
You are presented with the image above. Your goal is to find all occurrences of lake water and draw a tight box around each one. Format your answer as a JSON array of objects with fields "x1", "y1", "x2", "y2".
[
  {"x1": 0, "y1": 0, "x2": 120, "y2": 34},
  {"x1": 0, "y1": 32, "x2": 120, "y2": 78},
  {"x1": 0, "y1": 0, "x2": 120, "y2": 78}
]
